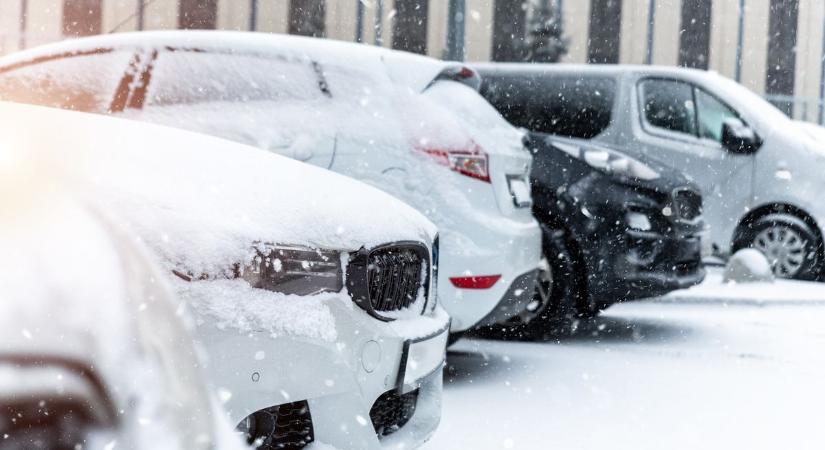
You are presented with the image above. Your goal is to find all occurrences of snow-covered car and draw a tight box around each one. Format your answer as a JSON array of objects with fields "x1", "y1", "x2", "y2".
[
  {"x1": 472, "y1": 63, "x2": 825, "y2": 281},
  {"x1": 0, "y1": 31, "x2": 542, "y2": 341},
  {"x1": 0, "y1": 163, "x2": 243, "y2": 449},
  {"x1": 0, "y1": 102, "x2": 449, "y2": 449},
  {"x1": 795, "y1": 120, "x2": 825, "y2": 143}
]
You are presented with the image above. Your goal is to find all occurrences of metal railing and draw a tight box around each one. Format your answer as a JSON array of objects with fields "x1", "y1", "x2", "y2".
[{"x1": 764, "y1": 94, "x2": 825, "y2": 125}]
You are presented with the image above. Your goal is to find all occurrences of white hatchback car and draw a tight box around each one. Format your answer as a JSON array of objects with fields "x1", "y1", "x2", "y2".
[
  {"x1": 0, "y1": 102, "x2": 449, "y2": 449},
  {"x1": 0, "y1": 31, "x2": 543, "y2": 339},
  {"x1": 0, "y1": 165, "x2": 243, "y2": 449}
]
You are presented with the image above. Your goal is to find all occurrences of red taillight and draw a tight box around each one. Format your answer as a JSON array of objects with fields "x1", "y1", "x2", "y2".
[
  {"x1": 420, "y1": 143, "x2": 491, "y2": 183},
  {"x1": 449, "y1": 275, "x2": 501, "y2": 289},
  {"x1": 458, "y1": 66, "x2": 476, "y2": 79}
]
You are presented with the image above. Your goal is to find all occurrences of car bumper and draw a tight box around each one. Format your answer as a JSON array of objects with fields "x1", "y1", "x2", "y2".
[
  {"x1": 438, "y1": 219, "x2": 542, "y2": 332},
  {"x1": 586, "y1": 228, "x2": 706, "y2": 305},
  {"x1": 192, "y1": 295, "x2": 450, "y2": 450}
]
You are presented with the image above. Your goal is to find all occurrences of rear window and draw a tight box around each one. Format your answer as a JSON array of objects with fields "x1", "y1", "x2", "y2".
[
  {"x1": 481, "y1": 73, "x2": 616, "y2": 139},
  {"x1": 146, "y1": 50, "x2": 325, "y2": 106},
  {"x1": 0, "y1": 51, "x2": 134, "y2": 113}
]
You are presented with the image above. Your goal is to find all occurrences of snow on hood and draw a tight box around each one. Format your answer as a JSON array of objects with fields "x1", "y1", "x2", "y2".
[
  {"x1": 0, "y1": 173, "x2": 236, "y2": 449},
  {"x1": 0, "y1": 102, "x2": 436, "y2": 278}
]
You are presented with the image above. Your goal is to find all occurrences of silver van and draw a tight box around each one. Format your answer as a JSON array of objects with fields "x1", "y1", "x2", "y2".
[{"x1": 478, "y1": 64, "x2": 825, "y2": 280}]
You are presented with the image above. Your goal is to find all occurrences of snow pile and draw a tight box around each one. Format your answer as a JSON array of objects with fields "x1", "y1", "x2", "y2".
[
  {"x1": 723, "y1": 248, "x2": 775, "y2": 283},
  {"x1": 662, "y1": 267, "x2": 825, "y2": 305}
]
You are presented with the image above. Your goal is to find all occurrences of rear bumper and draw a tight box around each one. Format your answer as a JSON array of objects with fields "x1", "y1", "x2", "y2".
[
  {"x1": 438, "y1": 218, "x2": 542, "y2": 332},
  {"x1": 585, "y1": 227, "x2": 706, "y2": 304},
  {"x1": 473, "y1": 269, "x2": 539, "y2": 328}
]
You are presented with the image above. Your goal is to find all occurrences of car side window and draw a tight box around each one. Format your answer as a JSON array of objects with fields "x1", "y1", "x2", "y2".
[
  {"x1": 481, "y1": 75, "x2": 615, "y2": 139},
  {"x1": 695, "y1": 88, "x2": 738, "y2": 143},
  {"x1": 639, "y1": 79, "x2": 697, "y2": 137},
  {"x1": 0, "y1": 51, "x2": 134, "y2": 113},
  {"x1": 145, "y1": 50, "x2": 325, "y2": 106}
]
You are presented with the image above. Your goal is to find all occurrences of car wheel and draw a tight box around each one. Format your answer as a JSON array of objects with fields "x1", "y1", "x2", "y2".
[
  {"x1": 745, "y1": 214, "x2": 823, "y2": 280},
  {"x1": 524, "y1": 228, "x2": 590, "y2": 335}
]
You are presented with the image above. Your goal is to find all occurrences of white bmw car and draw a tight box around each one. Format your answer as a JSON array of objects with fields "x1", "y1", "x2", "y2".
[
  {"x1": 0, "y1": 160, "x2": 244, "y2": 449},
  {"x1": 0, "y1": 103, "x2": 449, "y2": 449},
  {"x1": 0, "y1": 31, "x2": 543, "y2": 340}
]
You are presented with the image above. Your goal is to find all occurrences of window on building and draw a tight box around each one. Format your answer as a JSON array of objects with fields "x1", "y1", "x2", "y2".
[
  {"x1": 178, "y1": 0, "x2": 217, "y2": 30},
  {"x1": 289, "y1": 0, "x2": 326, "y2": 37},
  {"x1": 765, "y1": 0, "x2": 799, "y2": 115},
  {"x1": 392, "y1": 0, "x2": 429, "y2": 55},
  {"x1": 588, "y1": 0, "x2": 622, "y2": 64},
  {"x1": 491, "y1": 0, "x2": 527, "y2": 62},
  {"x1": 639, "y1": 79, "x2": 697, "y2": 137},
  {"x1": 62, "y1": 0, "x2": 102, "y2": 37},
  {"x1": 679, "y1": 0, "x2": 712, "y2": 69}
]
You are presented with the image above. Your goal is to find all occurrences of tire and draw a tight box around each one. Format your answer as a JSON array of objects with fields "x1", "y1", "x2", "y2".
[
  {"x1": 447, "y1": 331, "x2": 465, "y2": 347},
  {"x1": 741, "y1": 214, "x2": 823, "y2": 280},
  {"x1": 523, "y1": 228, "x2": 592, "y2": 336}
]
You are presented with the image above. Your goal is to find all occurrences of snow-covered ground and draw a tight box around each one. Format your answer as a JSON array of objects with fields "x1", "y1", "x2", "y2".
[{"x1": 424, "y1": 269, "x2": 825, "y2": 450}]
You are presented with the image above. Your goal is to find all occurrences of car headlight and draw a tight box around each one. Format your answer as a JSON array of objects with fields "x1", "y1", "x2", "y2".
[
  {"x1": 240, "y1": 244, "x2": 343, "y2": 295},
  {"x1": 626, "y1": 211, "x2": 652, "y2": 231}
]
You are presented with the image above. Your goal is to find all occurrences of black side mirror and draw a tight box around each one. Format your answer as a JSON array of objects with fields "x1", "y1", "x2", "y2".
[{"x1": 721, "y1": 118, "x2": 761, "y2": 154}]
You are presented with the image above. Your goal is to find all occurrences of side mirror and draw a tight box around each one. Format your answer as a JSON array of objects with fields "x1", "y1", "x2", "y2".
[{"x1": 721, "y1": 118, "x2": 761, "y2": 154}]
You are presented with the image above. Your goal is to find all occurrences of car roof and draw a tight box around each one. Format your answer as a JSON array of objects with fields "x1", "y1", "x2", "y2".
[{"x1": 0, "y1": 30, "x2": 458, "y2": 93}]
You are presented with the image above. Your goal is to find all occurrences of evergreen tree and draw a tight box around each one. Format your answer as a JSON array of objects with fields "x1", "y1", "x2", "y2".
[{"x1": 524, "y1": 0, "x2": 568, "y2": 63}]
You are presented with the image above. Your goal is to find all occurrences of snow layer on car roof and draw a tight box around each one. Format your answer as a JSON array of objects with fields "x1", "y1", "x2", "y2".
[
  {"x1": 0, "y1": 30, "x2": 455, "y2": 93},
  {"x1": 0, "y1": 102, "x2": 435, "y2": 277}
]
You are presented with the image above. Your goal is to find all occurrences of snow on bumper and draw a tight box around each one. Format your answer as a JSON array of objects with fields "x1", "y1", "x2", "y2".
[{"x1": 188, "y1": 284, "x2": 449, "y2": 450}]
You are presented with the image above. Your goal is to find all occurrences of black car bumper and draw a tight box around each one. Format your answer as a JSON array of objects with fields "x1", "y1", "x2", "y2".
[{"x1": 586, "y1": 226, "x2": 706, "y2": 306}]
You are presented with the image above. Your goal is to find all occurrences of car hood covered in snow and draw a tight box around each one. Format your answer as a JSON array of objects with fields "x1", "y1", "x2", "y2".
[{"x1": 0, "y1": 102, "x2": 436, "y2": 277}]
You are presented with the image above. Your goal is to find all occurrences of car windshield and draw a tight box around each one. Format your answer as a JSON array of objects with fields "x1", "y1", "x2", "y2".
[{"x1": 708, "y1": 73, "x2": 794, "y2": 128}]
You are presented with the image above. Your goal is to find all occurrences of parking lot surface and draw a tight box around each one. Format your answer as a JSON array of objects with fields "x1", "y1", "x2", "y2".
[{"x1": 424, "y1": 271, "x2": 825, "y2": 450}]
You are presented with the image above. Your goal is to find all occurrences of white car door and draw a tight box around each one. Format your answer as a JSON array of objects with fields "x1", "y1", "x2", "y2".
[{"x1": 630, "y1": 77, "x2": 754, "y2": 253}]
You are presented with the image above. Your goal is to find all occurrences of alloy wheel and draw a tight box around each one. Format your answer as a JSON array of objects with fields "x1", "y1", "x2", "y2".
[{"x1": 752, "y1": 225, "x2": 807, "y2": 278}]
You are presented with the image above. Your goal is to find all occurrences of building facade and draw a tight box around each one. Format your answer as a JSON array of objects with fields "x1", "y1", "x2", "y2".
[{"x1": 2, "y1": 0, "x2": 824, "y2": 121}]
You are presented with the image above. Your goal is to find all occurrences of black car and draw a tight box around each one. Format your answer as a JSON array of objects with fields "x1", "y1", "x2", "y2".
[{"x1": 476, "y1": 65, "x2": 706, "y2": 328}]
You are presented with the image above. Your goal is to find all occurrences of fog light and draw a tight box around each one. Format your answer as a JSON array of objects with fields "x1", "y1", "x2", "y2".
[{"x1": 626, "y1": 211, "x2": 652, "y2": 231}]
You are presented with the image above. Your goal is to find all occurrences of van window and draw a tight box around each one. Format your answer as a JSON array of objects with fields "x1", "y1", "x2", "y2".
[
  {"x1": 695, "y1": 88, "x2": 738, "y2": 142},
  {"x1": 145, "y1": 50, "x2": 325, "y2": 106},
  {"x1": 639, "y1": 79, "x2": 697, "y2": 137},
  {"x1": 481, "y1": 74, "x2": 615, "y2": 139},
  {"x1": 0, "y1": 51, "x2": 133, "y2": 113}
]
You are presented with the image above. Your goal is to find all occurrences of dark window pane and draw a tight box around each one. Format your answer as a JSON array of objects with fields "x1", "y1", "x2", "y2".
[
  {"x1": 765, "y1": 0, "x2": 799, "y2": 115},
  {"x1": 62, "y1": 0, "x2": 102, "y2": 37},
  {"x1": 588, "y1": 0, "x2": 622, "y2": 64},
  {"x1": 178, "y1": 0, "x2": 217, "y2": 30},
  {"x1": 392, "y1": 0, "x2": 429, "y2": 55},
  {"x1": 679, "y1": 0, "x2": 712, "y2": 69},
  {"x1": 639, "y1": 79, "x2": 697, "y2": 136},
  {"x1": 481, "y1": 74, "x2": 616, "y2": 139},
  {"x1": 289, "y1": 0, "x2": 326, "y2": 37},
  {"x1": 491, "y1": 0, "x2": 527, "y2": 62}
]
